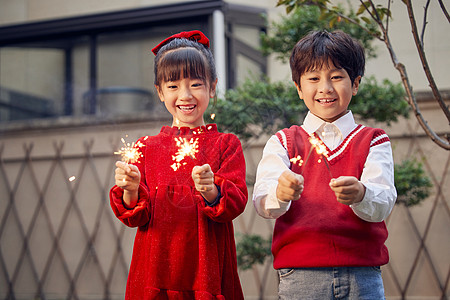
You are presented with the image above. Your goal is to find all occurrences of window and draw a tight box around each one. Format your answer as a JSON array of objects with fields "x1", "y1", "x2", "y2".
[
  {"x1": 0, "y1": 1, "x2": 266, "y2": 125},
  {"x1": 0, "y1": 43, "x2": 68, "y2": 120}
]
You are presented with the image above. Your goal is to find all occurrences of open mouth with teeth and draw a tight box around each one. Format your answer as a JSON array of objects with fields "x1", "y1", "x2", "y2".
[
  {"x1": 177, "y1": 105, "x2": 196, "y2": 112},
  {"x1": 316, "y1": 98, "x2": 337, "y2": 104}
]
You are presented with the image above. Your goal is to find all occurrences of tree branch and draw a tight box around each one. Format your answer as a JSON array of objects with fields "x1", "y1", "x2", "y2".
[
  {"x1": 420, "y1": 0, "x2": 431, "y2": 46},
  {"x1": 395, "y1": 62, "x2": 450, "y2": 149},
  {"x1": 359, "y1": 0, "x2": 378, "y2": 22},
  {"x1": 360, "y1": 0, "x2": 450, "y2": 150},
  {"x1": 316, "y1": 2, "x2": 383, "y2": 41},
  {"x1": 295, "y1": 0, "x2": 450, "y2": 150},
  {"x1": 405, "y1": 0, "x2": 450, "y2": 125},
  {"x1": 437, "y1": 0, "x2": 450, "y2": 23},
  {"x1": 386, "y1": 0, "x2": 392, "y2": 34}
]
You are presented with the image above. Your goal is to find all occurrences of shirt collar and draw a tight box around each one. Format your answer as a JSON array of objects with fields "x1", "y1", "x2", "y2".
[{"x1": 302, "y1": 111, "x2": 357, "y2": 138}]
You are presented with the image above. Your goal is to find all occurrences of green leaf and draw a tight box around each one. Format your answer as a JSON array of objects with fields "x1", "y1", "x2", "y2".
[
  {"x1": 361, "y1": 16, "x2": 372, "y2": 25},
  {"x1": 286, "y1": 5, "x2": 294, "y2": 14},
  {"x1": 329, "y1": 17, "x2": 337, "y2": 28},
  {"x1": 356, "y1": 4, "x2": 366, "y2": 15}
]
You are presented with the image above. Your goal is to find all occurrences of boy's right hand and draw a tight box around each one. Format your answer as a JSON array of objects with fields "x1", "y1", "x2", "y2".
[
  {"x1": 276, "y1": 170, "x2": 304, "y2": 202},
  {"x1": 115, "y1": 161, "x2": 141, "y2": 192}
]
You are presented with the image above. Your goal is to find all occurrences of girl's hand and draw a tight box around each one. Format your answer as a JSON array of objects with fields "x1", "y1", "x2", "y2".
[
  {"x1": 115, "y1": 161, "x2": 141, "y2": 208},
  {"x1": 276, "y1": 170, "x2": 304, "y2": 202},
  {"x1": 329, "y1": 176, "x2": 365, "y2": 205},
  {"x1": 115, "y1": 161, "x2": 141, "y2": 190},
  {"x1": 192, "y1": 164, "x2": 218, "y2": 203}
]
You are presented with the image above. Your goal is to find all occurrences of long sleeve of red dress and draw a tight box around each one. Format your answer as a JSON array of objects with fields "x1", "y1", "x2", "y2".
[{"x1": 110, "y1": 124, "x2": 247, "y2": 299}]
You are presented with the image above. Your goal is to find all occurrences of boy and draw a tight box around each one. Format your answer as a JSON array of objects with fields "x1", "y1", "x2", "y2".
[{"x1": 253, "y1": 30, "x2": 397, "y2": 299}]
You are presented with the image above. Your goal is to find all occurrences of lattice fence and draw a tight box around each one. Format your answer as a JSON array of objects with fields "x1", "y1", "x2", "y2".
[
  {"x1": 0, "y1": 119, "x2": 449, "y2": 299},
  {"x1": 0, "y1": 137, "x2": 135, "y2": 300}
]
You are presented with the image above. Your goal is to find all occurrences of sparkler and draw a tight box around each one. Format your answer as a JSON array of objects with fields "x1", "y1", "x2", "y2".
[
  {"x1": 298, "y1": 134, "x2": 333, "y2": 178},
  {"x1": 114, "y1": 136, "x2": 145, "y2": 181},
  {"x1": 114, "y1": 137, "x2": 144, "y2": 164},
  {"x1": 290, "y1": 155, "x2": 304, "y2": 167},
  {"x1": 171, "y1": 137, "x2": 199, "y2": 171}
]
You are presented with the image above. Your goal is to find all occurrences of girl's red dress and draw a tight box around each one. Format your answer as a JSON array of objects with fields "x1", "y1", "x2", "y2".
[{"x1": 110, "y1": 124, "x2": 247, "y2": 299}]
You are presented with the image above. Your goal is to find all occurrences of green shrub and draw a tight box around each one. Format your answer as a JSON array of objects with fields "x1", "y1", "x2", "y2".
[
  {"x1": 394, "y1": 158, "x2": 433, "y2": 207},
  {"x1": 235, "y1": 233, "x2": 272, "y2": 270}
]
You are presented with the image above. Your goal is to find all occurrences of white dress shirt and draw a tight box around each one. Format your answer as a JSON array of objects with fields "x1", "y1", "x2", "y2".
[{"x1": 252, "y1": 111, "x2": 397, "y2": 222}]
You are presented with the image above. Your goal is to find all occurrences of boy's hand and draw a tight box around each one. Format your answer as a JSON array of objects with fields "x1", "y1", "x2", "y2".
[
  {"x1": 115, "y1": 161, "x2": 141, "y2": 192},
  {"x1": 276, "y1": 170, "x2": 304, "y2": 202},
  {"x1": 329, "y1": 176, "x2": 365, "y2": 205},
  {"x1": 192, "y1": 164, "x2": 218, "y2": 203}
]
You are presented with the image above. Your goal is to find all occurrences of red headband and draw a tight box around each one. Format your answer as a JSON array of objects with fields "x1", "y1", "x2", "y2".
[{"x1": 151, "y1": 30, "x2": 210, "y2": 56}]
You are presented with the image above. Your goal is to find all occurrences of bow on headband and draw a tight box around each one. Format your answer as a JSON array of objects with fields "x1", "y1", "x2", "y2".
[{"x1": 151, "y1": 30, "x2": 210, "y2": 55}]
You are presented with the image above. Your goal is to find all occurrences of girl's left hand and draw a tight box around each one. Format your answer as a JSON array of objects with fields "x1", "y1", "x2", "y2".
[
  {"x1": 192, "y1": 164, "x2": 218, "y2": 203},
  {"x1": 329, "y1": 176, "x2": 366, "y2": 205}
]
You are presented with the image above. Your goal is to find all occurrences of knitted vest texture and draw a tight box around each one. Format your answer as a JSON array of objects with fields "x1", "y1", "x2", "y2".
[{"x1": 273, "y1": 124, "x2": 390, "y2": 268}]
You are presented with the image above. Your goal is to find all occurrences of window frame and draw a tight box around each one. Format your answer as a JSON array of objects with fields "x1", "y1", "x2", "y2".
[{"x1": 0, "y1": 0, "x2": 266, "y2": 124}]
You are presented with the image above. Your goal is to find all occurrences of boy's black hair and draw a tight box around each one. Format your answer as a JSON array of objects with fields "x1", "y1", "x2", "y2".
[
  {"x1": 154, "y1": 38, "x2": 217, "y2": 88},
  {"x1": 289, "y1": 30, "x2": 365, "y2": 85}
]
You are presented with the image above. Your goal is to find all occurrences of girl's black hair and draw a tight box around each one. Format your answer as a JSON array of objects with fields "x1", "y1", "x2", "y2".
[
  {"x1": 290, "y1": 30, "x2": 365, "y2": 85},
  {"x1": 154, "y1": 38, "x2": 217, "y2": 88}
]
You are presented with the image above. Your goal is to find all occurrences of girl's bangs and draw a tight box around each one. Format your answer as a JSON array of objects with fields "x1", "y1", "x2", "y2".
[{"x1": 158, "y1": 48, "x2": 207, "y2": 83}]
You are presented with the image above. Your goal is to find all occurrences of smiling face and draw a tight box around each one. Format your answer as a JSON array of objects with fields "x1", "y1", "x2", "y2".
[
  {"x1": 156, "y1": 77, "x2": 216, "y2": 128},
  {"x1": 295, "y1": 62, "x2": 360, "y2": 123},
  {"x1": 154, "y1": 43, "x2": 217, "y2": 128}
]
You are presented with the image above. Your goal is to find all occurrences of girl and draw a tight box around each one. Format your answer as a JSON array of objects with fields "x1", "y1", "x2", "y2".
[{"x1": 110, "y1": 30, "x2": 247, "y2": 299}]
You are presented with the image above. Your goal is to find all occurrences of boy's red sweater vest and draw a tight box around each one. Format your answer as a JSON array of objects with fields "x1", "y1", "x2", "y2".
[{"x1": 273, "y1": 124, "x2": 390, "y2": 268}]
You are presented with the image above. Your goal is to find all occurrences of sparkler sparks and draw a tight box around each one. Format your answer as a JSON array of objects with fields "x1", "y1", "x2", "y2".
[
  {"x1": 300, "y1": 134, "x2": 333, "y2": 178},
  {"x1": 290, "y1": 155, "x2": 304, "y2": 167},
  {"x1": 114, "y1": 136, "x2": 144, "y2": 164},
  {"x1": 171, "y1": 137, "x2": 199, "y2": 171}
]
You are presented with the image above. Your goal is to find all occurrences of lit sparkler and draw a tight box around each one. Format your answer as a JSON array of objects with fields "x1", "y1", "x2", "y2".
[
  {"x1": 210, "y1": 113, "x2": 216, "y2": 120},
  {"x1": 171, "y1": 137, "x2": 199, "y2": 171},
  {"x1": 114, "y1": 136, "x2": 144, "y2": 164},
  {"x1": 290, "y1": 155, "x2": 304, "y2": 167},
  {"x1": 301, "y1": 134, "x2": 333, "y2": 178}
]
